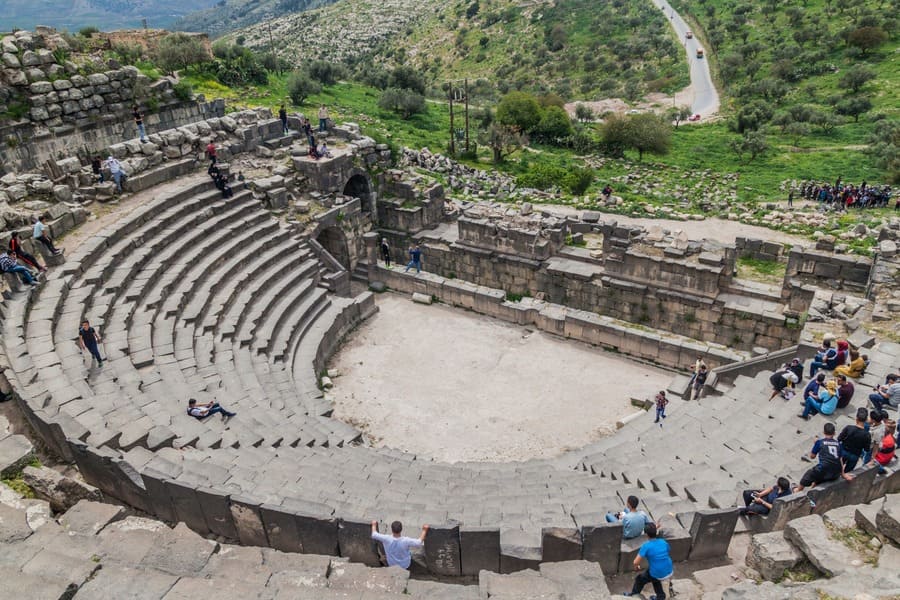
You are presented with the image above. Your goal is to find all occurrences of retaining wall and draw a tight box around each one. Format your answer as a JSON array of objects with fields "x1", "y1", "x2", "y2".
[{"x1": 785, "y1": 246, "x2": 873, "y2": 291}]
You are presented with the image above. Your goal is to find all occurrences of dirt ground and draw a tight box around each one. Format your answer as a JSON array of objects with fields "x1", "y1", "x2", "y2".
[{"x1": 329, "y1": 293, "x2": 672, "y2": 463}]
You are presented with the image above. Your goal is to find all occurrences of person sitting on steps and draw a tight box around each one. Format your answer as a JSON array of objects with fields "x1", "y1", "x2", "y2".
[
  {"x1": 605, "y1": 495, "x2": 656, "y2": 539},
  {"x1": 835, "y1": 373, "x2": 855, "y2": 409},
  {"x1": 809, "y1": 340, "x2": 838, "y2": 378},
  {"x1": 739, "y1": 477, "x2": 791, "y2": 516},
  {"x1": 838, "y1": 407, "x2": 872, "y2": 472},
  {"x1": 187, "y1": 398, "x2": 236, "y2": 420},
  {"x1": 0, "y1": 250, "x2": 39, "y2": 287},
  {"x1": 834, "y1": 350, "x2": 868, "y2": 379},
  {"x1": 869, "y1": 374, "x2": 900, "y2": 412},
  {"x1": 802, "y1": 373, "x2": 826, "y2": 404},
  {"x1": 794, "y1": 422, "x2": 854, "y2": 492},
  {"x1": 9, "y1": 231, "x2": 45, "y2": 273},
  {"x1": 33, "y1": 216, "x2": 62, "y2": 256},
  {"x1": 799, "y1": 379, "x2": 838, "y2": 420},
  {"x1": 768, "y1": 364, "x2": 799, "y2": 401}
]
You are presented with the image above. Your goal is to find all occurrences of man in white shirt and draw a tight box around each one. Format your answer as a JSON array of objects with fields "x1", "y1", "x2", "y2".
[
  {"x1": 106, "y1": 155, "x2": 125, "y2": 193},
  {"x1": 370, "y1": 519, "x2": 428, "y2": 569},
  {"x1": 33, "y1": 216, "x2": 61, "y2": 255}
]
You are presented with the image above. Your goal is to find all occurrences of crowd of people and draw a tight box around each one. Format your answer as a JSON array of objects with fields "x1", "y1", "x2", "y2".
[
  {"x1": 796, "y1": 178, "x2": 897, "y2": 211},
  {"x1": 762, "y1": 331, "x2": 899, "y2": 498}
]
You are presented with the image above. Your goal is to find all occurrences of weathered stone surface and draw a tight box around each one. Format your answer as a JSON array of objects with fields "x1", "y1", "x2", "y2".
[
  {"x1": 539, "y1": 560, "x2": 611, "y2": 599},
  {"x1": 783, "y1": 514, "x2": 858, "y2": 577},
  {"x1": 0, "y1": 501, "x2": 32, "y2": 542},
  {"x1": 746, "y1": 531, "x2": 803, "y2": 581},
  {"x1": 59, "y1": 499, "x2": 125, "y2": 536},
  {"x1": 479, "y1": 569, "x2": 564, "y2": 599},
  {"x1": 877, "y1": 492, "x2": 900, "y2": 545},
  {"x1": 327, "y1": 560, "x2": 409, "y2": 593},
  {"x1": 23, "y1": 466, "x2": 102, "y2": 512}
]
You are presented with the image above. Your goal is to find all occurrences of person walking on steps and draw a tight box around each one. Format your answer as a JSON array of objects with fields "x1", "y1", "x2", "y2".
[
  {"x1": 654, "y1": 391, "x2": 668, "y2": 425},
  {"x1": 132, "y1": 105, "x2": 148, "y2": 142},
  {"x1": 33, "y1": 216, "x2": 62, "y2": 255},
  {"x1": 78, "y1": 320, "x2": 104, "y2": 367},
  {"x1": 370, "y1": 520, "x2": 428, "y2": 569},
  {"x1": 405, "y1": 243, "x2": 422, "y2": 273},
  {"x1": 9, "y1": 231, "x2": 45, "y2": 273},
  {"x1": 206, "y1": 141, "x2": 217, "y2": 166},
  {"x1": 279, "y1": 104, "x2": 289, "y2": 135},
  {"x1": 106, "y1": 156, "x2": 126, "y2": 194},
  {"x1": 623, "y1": 523, "x2": 674, "y2": 600},
  {"x1": 187, "y1": 398, "x2": 236, "y2": 420},
  {"x1": 0, "y1": 250, "x2": 39, "y2": 287}
]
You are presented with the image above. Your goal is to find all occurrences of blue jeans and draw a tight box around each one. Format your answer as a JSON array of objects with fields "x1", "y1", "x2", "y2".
[
  {"x1": 112, "y1": 171, "x2": 123, "y2": 192},
  {"x1": 282, "y1": 118, "x2": 289, "y2": 134},
  {"x1": 6, "y1": 265, "x2": 35, "y2": 284},
  {"x1": 655, "y1": 408, "x2": 666, "y2": 422},
  {"x1": 195, "y1": 403, "x2": 235, "y2": 419},
  {"x1": 137, "y1": 123, "x2": 147, "y2": 141},
  {"x1": 802, "y1": 397, "x2": 823, "y2": 419},
  {"x1": 84, "y1": 341, "x2": 102, "y2": 363},
  {"x1": 319, "y1": 118, "x2": 327, "y2": 132},
  {"x1": 870, "y1": 393, "x2": 893, "y2": 412},
  {"x1": 809, "y1": 360, "x2": 828, "y2": 377},
  {"x1": 405, "y1": 259, "x2": 420, "y2": 273}
]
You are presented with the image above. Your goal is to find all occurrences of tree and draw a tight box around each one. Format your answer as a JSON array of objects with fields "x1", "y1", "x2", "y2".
[
  {"x1": 308, "y1": 61, "x2": 343, "y2": 85},
  {"x1": 627, "y1": 113, "x2": 671, "y2": 160},
  {"x1": 601, "y1": 113, "x2": 631, "y2": 158},
  {"x1": 668, "y1": 105, "x2": 693, "y2": 128},
  {"x1": 733, "y1": 100, "x2": 773, "y2": 133},
  {"x1": 531, "y1": 105, "x2": 574, "y2": 143},
  {"x1": 785, "y1": 121, "x2": 811, "y2": 145},
  {"x1": 847, "y1": 26, "x2": 888, "y2": 56},
  {"x1": 155, "y1": 33, "x2": 209, "y2": 73},
  {"x1": 864, "y1": 119, "x2": 899, "y2": 183},
  {"x1": 287, "y1": 71, "x2": 321, "y2": 106},
  {"x1": 729, "y1": 132, "x2": 769, "y2": 163},
  {"x1": 575, "y1": 103, "x2": 595, "y2": 123},
  {"x1": 838, "y1": 65, "x2": 876, "y2": 93},
  {"x1": 835, "y1": 96, "x2": 872, "y2": 122},
  {"x1": 496, "y1": 91, "x2": 543, "y2": 133},
  {"x1": 378, "y1": 88, "x2": 426, "y2": 119},
  {"x1": 388, "y1": 66, "x2": 426, "y2": 95},
  {"x1": 811, "y1": 111, "x2": 841, "y2": 134},
  {"x1": 478, "y1": 123, "x2": 527, "y2": 163}
]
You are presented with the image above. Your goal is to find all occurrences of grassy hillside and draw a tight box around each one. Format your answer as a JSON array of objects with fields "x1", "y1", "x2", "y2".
[
  {"x1": 0, "y1": 0, "x2": 219, "y2": 31},
  {"x1": 379, "y1": 0, "x2": 689, "y2": 100},
  {"x1": 174, "y1": 0, "x2": 339, "y2": 37},
  {"x1": 226, "y1": 0, "x2": 689, "y2": 101}
]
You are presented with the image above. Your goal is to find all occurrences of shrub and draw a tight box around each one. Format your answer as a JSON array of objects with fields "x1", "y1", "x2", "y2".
[
  {"x1": 173, "y1": 80, "x2": 194, "y2": 101},
  {"x1": 287, "y1": 71, "x2": 322, "y2": 106},
  {"x1": 496, "y1": 91, "x2": 542, "y2": 133},
  {"x1": 308, "y1": 60, "x2": 343, "y2": 85},
  {"x1": 78, "y1": 25, "x2": 99, "y2": 37},
  {"x1": 156, "y1": 33, "x2": 209, "y2": 73},
  {"x1": 378, "y1": 88, "x2": 426, "y2": 119}
]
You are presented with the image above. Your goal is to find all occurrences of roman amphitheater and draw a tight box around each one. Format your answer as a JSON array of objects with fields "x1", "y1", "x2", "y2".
[{"x1": 2, "y1": 29, "x2": 900, "y2": 600}]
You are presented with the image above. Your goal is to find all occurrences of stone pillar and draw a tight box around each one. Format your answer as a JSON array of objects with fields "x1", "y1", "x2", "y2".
[
  {"x1": 424, "y1": 523, "x2": 462, "y2": 576},
  {"x1": 687, "y1": 509, "x2": 739, "y2": 561},
  {"x1": 364, "y1": 231, "x2": 379, "y2": 281}
]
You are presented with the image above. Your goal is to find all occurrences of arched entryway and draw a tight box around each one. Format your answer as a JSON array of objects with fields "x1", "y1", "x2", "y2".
[
  {"x1": 317, "y1": 226, "x2": 351, "y2": 269},
  {"x1": 343, "y1": 173, "x2": 373, "y2": 213}
]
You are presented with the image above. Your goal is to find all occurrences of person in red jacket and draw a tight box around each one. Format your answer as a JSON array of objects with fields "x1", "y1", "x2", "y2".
[
  {"x1": 206, "y1": 141, "x2": 217, "y2": 166},
  {"x1": 8, "y1": 231, "x2": 45, "y2": 273}
]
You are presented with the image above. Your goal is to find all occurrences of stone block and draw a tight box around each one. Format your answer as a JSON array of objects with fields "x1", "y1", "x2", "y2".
[
  {"x1": 499, "y1": 529, "x2": 541, "y2": 573},
  {"x1": 164, "y1": 479, "x2": 209, "y2": 535},
  {"x1": 58, "y1": 500, "x2": 125, "y2": 536},
  {"x1": 541, "y1": 527, "x2": 582, "y2": 563},
  {"x1": 581, "y1": 522, "x2": 622, "y2": 575},
  {"x1": 745, "y1": 531, "x2": 802, "y2": 581},
  {"x1": 688, "y1": 509, "x2": 739, "y2": 561},
  {"x1": 0, "y1": 502, "x2": 32, "y2": 543},
  {"x1": 228, "y1": 495, "x2": 269, "y2": 547},
  {"x1": 412, "y1": 292, "x2": 432, "y2": 305},
  {"x1": 21, "y1": 465, "x2": 102, "y2": 512},
  {"x1": 784, "y1": 514, "x2": 856, "y2": 577},
  {"x1": 424, "y1": 523, "x2": 461, "y2": 576},
  {"x1": 0, "y1": 433, "x2": 35, "y2": 478},
  {"x1": 196, "y1": 486, "x2": 238, "y2": 540},
  {"x1": 460, "y1": 526, "x2": 500, "y2": 575},
  {"x1": 876, "y1": 493, "x2": 900, "y2": 546},
  {"x1": 260, "y1": 503, "x2": 303, "y2": 553},
  {"x1": 540, "y1": 560, "x2": 611, "y2": 598},
  {"x1": 338, "y1": 518, "x2": 381, "y2": 566},
  {"x1": 618, "y1": 536, "x2": 644, "y2": 573}
]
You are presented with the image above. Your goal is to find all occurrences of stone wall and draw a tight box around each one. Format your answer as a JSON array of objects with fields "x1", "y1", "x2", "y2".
[
  {"x1": 457, "y1": 215, "x2": 566, "y2": 261},
  {"x1": 736, "y1": 236, "x2": 785, "y2": 263},
  {"x1": 785, "y1": 246, "x2": 873, "y2": 292},
  {"x1": 376, "y1": 175, "x2": 444, "y2": 233},
  {"x1": 408, "y1": 237, "x2": 800, "y2": 352}
]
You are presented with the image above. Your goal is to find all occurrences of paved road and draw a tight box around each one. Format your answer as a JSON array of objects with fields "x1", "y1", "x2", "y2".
[{"x1": 650, "y1": 0, "x2": 720, "y2": 117}]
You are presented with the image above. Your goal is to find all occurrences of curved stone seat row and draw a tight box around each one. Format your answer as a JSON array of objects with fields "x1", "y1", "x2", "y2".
[{"x1": 3, "y1": 175, "x2": 899, "y2": 576}]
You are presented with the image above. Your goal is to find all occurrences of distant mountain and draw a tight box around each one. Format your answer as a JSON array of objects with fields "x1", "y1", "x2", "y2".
[
  {"x1": 174, "y1": 0, "x2": 341, "y2": 37},
  {"x1": 0, "y1": 0, "x2": 221, "y2": 32}
]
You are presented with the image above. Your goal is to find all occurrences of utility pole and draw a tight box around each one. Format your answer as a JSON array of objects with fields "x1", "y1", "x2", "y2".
[
  {"x1": 449, "y1": 84, "x2": 455, "y2": 155},
  {"x1": 464, "y1": 78, "x2": 470, "y2": 153}
]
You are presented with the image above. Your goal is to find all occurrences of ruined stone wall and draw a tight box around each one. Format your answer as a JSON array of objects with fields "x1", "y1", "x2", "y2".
[
  {"x1": 785, "y1": 246, "x2": 873, "y2": 291},
  {"x1": 416, "y1": 240, "x2": 800, "y2": 352},
  {"x1": 376, "y1": 178, "x2": 444, "y2": 233},
  {"x1": 602, "y1": 249, "x2": 726, "y2": 298},
  {"x1": 456, "y1": 216, "x2": 565, "y2": 261},
  {"x1": 736, "y1": 237, "x2": 785, "y2": 262}
]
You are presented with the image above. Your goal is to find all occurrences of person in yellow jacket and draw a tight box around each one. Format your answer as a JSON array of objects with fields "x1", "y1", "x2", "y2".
[{"x1": 834, "y1": 350, "x2": 868, "y2": 378}]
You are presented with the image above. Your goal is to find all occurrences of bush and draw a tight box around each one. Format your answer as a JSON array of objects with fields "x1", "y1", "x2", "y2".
[
  {"x1": 173, "y1": 81, "x2": 194, "y2": 102},
  {"x1": 111, "y1": 43, "x2": 144, "y2": 65},
  {"x1": 308, "y1": 60, "x2": 343, "y2": 86},
  {"x1": 287, "y1": 71, "x2": 322, "y2": 106},
  {"x1": 378, "y1": 88, "x2": 426, "y2": 119},
  {"x1": 387, "y1": 66, "x2": 426, "y2": 95},
  {"x1": 531, "y1": 105, "x2": 574, "y2": 143},
  {"x1": 78, "y1": 26, "x2": 99, "y2": 37},
  {"x1": 496, "y1": 91, "x2": 542, "y2": 133},
  {"x1": 564, "y1": 167, "x2": 594, "y2": 195}
]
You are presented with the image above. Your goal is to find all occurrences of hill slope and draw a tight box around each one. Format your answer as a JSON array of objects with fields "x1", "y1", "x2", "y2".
[
  {"x1": 226, "y1": 0, "x2": 689, "y2": 100},
  {"x1": 0, "y1": 0, "x2": 219, "y2": 32},
  {"x1": 174, "y1": 0, "x2": 340, "y2": 37}
]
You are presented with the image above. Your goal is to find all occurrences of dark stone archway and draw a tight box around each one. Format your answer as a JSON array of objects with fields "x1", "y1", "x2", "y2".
[
  {"x1": 317, "y1": 226, "x2": 351, "y2": 269},
  {"x1": 343, "y1": 173, "x2": 373, "y2": 213}
]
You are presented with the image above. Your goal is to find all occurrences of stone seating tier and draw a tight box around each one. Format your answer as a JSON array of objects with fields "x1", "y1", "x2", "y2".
[{"x1": 2, "y1": 175, "x2": 900, "y2": 576}]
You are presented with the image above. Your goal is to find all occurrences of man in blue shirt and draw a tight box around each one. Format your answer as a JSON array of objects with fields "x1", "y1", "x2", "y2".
[
  {"x1": 405, "y1": 243, "x2": 422, "y2": 273},
  {"x1": 605, "y1": 495, "x2": 654, "y2": 539},
  {"x1": 33, "y1": 216, "x2": 61, "y2": 255},
  {"x1": 794, "y1": 422, "x2": 854, "y2": 492},
  {"x1": 624, "y1": 523, "x2": 673, "y2": 599}
]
